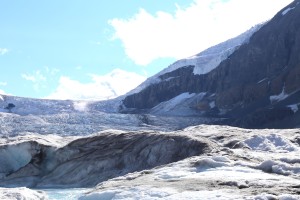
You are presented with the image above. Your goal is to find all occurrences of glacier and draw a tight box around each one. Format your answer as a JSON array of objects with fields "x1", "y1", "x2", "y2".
[
  {"x1": 79, "y1": 125, "x2": 300, "y2": 200},
  {"x1": 0, "y1": 125, "x2": 299, "y2": 199}
]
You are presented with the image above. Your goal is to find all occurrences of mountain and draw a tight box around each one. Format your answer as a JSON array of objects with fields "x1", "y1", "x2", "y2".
[
  {"x1": 1, "y1": 2, "x2": 300, "y2": 199},
  {"x1": 120, "y1": 0, "x2": 300, "y2": 129}
]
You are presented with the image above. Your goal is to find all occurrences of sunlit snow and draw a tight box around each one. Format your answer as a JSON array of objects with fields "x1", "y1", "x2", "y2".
[{"x1": 282, "y1": 7, "x2": 295, "y2": 15}]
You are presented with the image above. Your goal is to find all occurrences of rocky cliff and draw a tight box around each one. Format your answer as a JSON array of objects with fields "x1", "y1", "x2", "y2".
[{"x1": 121, "y1": 0, "x2": 300, "y2": 128}]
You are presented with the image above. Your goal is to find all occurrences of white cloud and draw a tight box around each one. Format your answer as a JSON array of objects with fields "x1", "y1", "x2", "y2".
[
  {"x1": 109, "y1": 0, "x2": 293, "y2": 66},
  {"x1": 0, "y1": 48, "x2": 8, "y2": 55},
  {"x1": 46, "y1": 68, "x2": 146, "y2": 100},
  {"x1": 21, "y1": 70, "x2": 46, "y2": 82},
  {"x1": 21, "y1": 70, "x2": 47, "y2": 91}
]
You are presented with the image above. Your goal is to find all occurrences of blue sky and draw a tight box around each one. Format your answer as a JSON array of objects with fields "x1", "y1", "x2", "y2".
[{"x1": 0, "y1": 0, "x2": 293, "y2": 100}]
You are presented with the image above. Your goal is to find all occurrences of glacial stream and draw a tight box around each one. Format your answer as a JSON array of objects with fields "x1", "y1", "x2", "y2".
[{"x1": 43, "y1": 189, "x2": 89, "y2": 200}]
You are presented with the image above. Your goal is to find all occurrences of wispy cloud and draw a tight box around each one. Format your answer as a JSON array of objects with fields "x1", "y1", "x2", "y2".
[
  {"x1": 45, "y1": 66, "x2": 60, "y2": 75},
  {"x1": 22, "y1": 70, "x2": 46, "y2": 82},
  {"x1": 0, "y1": 48, "x2": 9, "y2": 56},
  {"x1": 109, "y1": 0, "x2": 293, "y2": 66},
  {"x1": 46, "y1": 68, "x2": 146, "y2": 100},
  {"x1": 21, "y1": 67, "x2": 59, "y2": 92}
]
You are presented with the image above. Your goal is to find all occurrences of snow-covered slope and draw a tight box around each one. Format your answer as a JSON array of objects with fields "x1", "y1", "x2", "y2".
[
  {"x1": 127, "y1": 24, "x2": 263, "y2": 96},
  {"x1": 163, "y1": 24, "x2": 262, "y2": 76},
  {"x1": 151, "y1": 92, "x2": 207, "y2": 116}
]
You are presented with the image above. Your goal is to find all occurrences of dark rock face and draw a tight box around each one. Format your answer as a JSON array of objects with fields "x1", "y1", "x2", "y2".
[
  {"x1": 0, "y1": 131, "x2": 213, "y2": 188},
  {"x1": 122, "y1": 1, "x2": 300, "y2": 128},
  {"x1": 122, "y1": 66, "x2": 203, "y2": 110}
]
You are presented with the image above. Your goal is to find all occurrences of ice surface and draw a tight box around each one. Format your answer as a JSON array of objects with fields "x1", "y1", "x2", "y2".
[
  {"x1": 0, "y1": 110, "x2": 217, "y2": 136},
  {"x1": 0, "y1": 143, "x2": 33, "y2": 174},
  {"x1": 79, "y1": 125, "x2": 300, "y2": 199},
  {"x1": 0, "y1": 113, "x2": 299, "y2": 199},
  {"x1": 0, "y1": 187, "x2": 48, "y2": 200},
  {"x1": 80, "y1": 187, "x2": 249, "y2": 200},
  {"x1": 44, "y1": 188, "x2": 88, "y2": 200}
]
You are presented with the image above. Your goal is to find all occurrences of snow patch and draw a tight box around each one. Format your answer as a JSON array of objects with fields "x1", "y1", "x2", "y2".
[
  {"x1": 153, "y1": 156, "x2": 231, "y2": 181},
  {"x1": 209, "y1": 101, "x2": 216, "y2": 108},
  {"x1": 163, "y1": 77, "x2": 178, "y2": 82},
  {"x1": 287, "y1": 104, "x2": 298, "y2": 113},
  {"x1": 257, "y1": 78, "x2": 267, "y2": 84},
  {"x1": 255, "y1": 194, "x2": 300, "y2": 200},
  {"x1": 243, "y1": 134, "x2": 297, "y2": 152},
  {"x1": 194, "y1": 157, "x2": 230, "y2": 171},
  {"x1": 257, "y1": 160, "x2": 300, "y2": 176},
  {"x1": 192, "y1": 47, "x2": 238, "y2": 75},
  {"x1": 0, "y1": 95, "x2": 4, "y2": 101},
  {"x1": 270, "y1": 87, "x2": 289, "y2": 103},
  {"x1": 151, "y1": 92, "x2": 198, "y2": 115},
  {"x1": 282, "y1": 7, "x2": 295, "y2": 15},
  {"x1": 155, "y1": 93, "x2": 195, "y2": 111}
]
